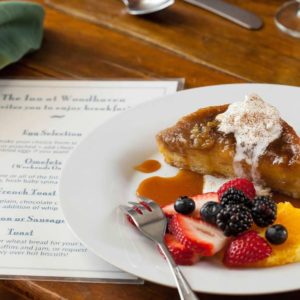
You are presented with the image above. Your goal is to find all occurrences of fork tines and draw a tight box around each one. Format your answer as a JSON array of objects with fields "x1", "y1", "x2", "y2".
[{"x1": 119, "y1": 196, "x2": 165, "y2": 226}]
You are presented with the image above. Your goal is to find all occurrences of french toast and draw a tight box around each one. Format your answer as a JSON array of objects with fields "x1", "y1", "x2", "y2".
[{"x1": 156, "y1": 95, "x2": 300, "y2": 198}]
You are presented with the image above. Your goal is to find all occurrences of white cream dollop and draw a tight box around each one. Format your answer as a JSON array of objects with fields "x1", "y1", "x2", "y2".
[{"x1": 216, "y1": 93, "x2": 282, "y2": 183}]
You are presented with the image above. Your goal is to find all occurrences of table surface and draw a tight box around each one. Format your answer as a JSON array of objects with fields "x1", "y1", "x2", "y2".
[{"x1": 0, "y1": 0, "x2": 300, "y2": 299}]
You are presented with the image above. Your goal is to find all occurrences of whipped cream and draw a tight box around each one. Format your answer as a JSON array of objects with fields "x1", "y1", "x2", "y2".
[{"x1": 216, "y1": 93, "x2": 282, "y2": 183}]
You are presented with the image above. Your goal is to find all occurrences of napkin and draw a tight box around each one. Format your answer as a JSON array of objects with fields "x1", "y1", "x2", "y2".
[{"x1": 0, "y1": 1, "x2": 44, "y2": 69}]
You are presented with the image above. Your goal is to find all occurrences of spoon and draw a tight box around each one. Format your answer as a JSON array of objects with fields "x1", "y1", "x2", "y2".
[
  {"x1": 122, "y1": 0, "x2": 175, "y2": 15},
  {"x1": 122, "y1": 0, "x2": 262, "y2": 30}
]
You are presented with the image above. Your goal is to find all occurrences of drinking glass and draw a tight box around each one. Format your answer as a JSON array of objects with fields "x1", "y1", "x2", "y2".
[{"x1": 275, "y1": 0, "x2": 300, "y2": 38}]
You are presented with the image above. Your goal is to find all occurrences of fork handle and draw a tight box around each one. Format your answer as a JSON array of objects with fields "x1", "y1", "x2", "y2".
[{"x1": 158, "y1": 243, "x2": 199, "y2": 300}]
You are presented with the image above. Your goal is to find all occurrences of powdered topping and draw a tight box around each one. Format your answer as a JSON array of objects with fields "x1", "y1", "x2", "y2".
[
  {"x1": 284, "y1": 130, "x2": 300, "y2": 165},
  {"x1": 216, "y1": 94, "x2": 282, "y2": 184}
]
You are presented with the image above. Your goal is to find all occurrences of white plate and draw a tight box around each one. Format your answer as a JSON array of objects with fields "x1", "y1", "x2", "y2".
[{"x1": 59, "y1": 84, "x2": 300, "y2": 295}]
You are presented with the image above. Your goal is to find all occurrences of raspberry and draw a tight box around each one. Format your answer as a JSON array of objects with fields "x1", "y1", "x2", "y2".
[
  {"x1": 220, "y1": 188, "x2": 252, "y2": 208},
  {"x1": 216, "y1": 204, "x2": 253, "y2": 236},
  {"x1": 218, "y1": 178, "x2": 256, "y2": 200},
  {"x1": 251, "y1": 196, "x2": 277, "y2": 227},
  {"x1": 223, "y1": 230, "x2": 272, "y2": 267}
]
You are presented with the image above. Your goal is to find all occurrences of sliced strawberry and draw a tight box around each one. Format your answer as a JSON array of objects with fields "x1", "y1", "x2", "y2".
[
  {"x1": 126, "y1": 204, "x2": 145, "y2": 227},
  {"x1": 192, "y1": 193, "x2": 219, "y2": 218},
  {"x1": 223, "y1": 230, "x2": 272, "y2": 267},
  {"x1": 162, "y1": 202, "x2": 178, "y2": 218},
  {"x1": 126, "y1": 215, "x2": 135, "y2": 226},
  {"x1": 162, "y1": 192, "x2": 219, "y2": 219},
  {"x1": 169, "y1": 214, "x2": 228, "y2": 256},
  {"x1": 217, "y1": 178, "x2": 256, "y2": 200},
  {"x1": 160, "y1": 234, "x2": 200, "y2": 265}
]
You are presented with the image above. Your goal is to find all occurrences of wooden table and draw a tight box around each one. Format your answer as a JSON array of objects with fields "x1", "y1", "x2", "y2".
[{"x1": 0, "y1": 0, "x2": 300, "y2": 299}]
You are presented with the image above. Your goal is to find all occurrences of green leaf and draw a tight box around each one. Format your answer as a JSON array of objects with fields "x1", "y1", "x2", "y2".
[{"x1": 0, "y1": 1, "x2": 44, "y2": 69}]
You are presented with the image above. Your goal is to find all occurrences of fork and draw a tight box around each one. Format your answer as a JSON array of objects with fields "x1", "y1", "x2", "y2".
[{"x1": 120, "y1": 196, "x2": 199, "y2": 300}]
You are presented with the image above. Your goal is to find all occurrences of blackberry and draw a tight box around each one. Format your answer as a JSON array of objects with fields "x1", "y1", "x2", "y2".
[
  {"x1": 220, "y1": 188, "x2": 252, "y2": 208},
  {"x1": 216, "y1": 204, "x2": 253, "y2": 236},
  {"x1": 251, "y1": 196, "x2": 277, "y2": 227}
]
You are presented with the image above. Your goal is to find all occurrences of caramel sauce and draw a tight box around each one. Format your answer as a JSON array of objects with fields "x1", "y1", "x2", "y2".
[
  {"x1": 273, "y1": 193, "x2": 300, "y2": 208},
  {"x1": 135, "y1": 160, "x2": 300, "y2": 208},
  {"x1": 134, "y1": 160, "x2": 161, "y2": 173},
  {"x1": 136, "y1": 169, "x2": 204, "y2": 206}
]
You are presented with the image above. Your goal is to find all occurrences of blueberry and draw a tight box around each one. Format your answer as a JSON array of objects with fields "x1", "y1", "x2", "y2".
[
  {"x1": 174, "y1": 196, "x2": 195, "y2": 215},
  {"x1": 200, "y1": 201, "x2": 223, "y2": 225},
  {"x1": 265, "y1": 224, "x2": 288, "y2": 245}
]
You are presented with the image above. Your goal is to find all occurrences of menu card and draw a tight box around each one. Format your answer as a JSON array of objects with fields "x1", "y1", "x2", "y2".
[{"x1": 0, "y1": 80, "x2": 181, "y2": 281}]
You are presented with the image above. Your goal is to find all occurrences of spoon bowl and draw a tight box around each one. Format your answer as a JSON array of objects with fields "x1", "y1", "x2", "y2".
[{"x1": 123, "y1": 0, "x2": 174, "y2": 15}]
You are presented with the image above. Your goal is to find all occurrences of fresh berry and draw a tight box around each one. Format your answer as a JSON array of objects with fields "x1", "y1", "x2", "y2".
[
  {"x1": 200, "y1": 201, "x2": 223, "y2": 225},
  {"x1": 162, "y1": 202, "x2": 178, "y2": 218},
  {"x1": 220, "y1": 188, "x2": 252, "y2": 208},
  {"x1": 126, "y1": 215, "x2": 135, "y2": 226},
  {"x1": 218, "y1": 178, "x2": 256, "y2": 200},
  {"x1": 162, "y1": 234, "x2": 200, "y2": 265},
  {"x1": 265, "y1": 224, "x2": 288, "y2": 245},
  {"x1": 216, "y1": 204, "x2": 253, "y2": 236},
  {"x1": 140, "y1": 201, "x2": 152, "y2": 211},
  {"x1": 169, "y1": 214, "x2": 228, "y2": 256},
  {"x1": 126, "y1": 206, "x2": 142, "y2": 226},
  {"x1": 251, "y1": 196, "x2": 277, "y2": 227},
  {"x1": 223, "y1": 230, "x2": 272, "y2": 267},
  {"x1": 162, "y1": 192, "x2": 219, "y2": 218},
  {"x1": 174, "y1": 196, "x2": 195, "y2": 215},
  {"x1": 190, "y1": 193, "x2": 219, "y2": 219},
  {"x1": 126, "y1": 202, "x2": 150, "y2": 226},
  {"x1": 192, "y1": 193, "x2": 219, "y2": 208}
]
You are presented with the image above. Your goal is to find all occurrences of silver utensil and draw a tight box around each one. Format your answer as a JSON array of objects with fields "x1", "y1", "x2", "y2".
[
  {"x1": 184, "y1": 0, "x2": 263, "y2": 29},
  {"x1": 122, "y1": 0, "x2": 174, "y2": 15},
  {"x1": 120, "y1": 196, "x2": 199, "y2": 300}
]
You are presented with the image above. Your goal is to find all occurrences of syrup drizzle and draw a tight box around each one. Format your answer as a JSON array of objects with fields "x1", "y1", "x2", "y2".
[
  {"x1": 273, "y1": 193, "x2": 300, "y2": 208},
  {"x1": 134, "y1": 160, "x2": 299, "y2": 208},
  {"x1": 134, "y1": 159, "x2": 161, "y2": 173},
  {"x1": 136, "y1": 169, "x2": 204, "y2": 207}
]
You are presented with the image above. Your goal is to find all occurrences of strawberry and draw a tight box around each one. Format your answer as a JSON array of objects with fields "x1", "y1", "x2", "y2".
[
  {"x1": 192, "y1": 193, "x2": 219, "y2": 212},
  {"x1": 162, "y1": 192, "x2": 219, "y2": 219},
  {"x1": 217, "y1": 178, "x2": 256, "y2": 200},
  {"x1": 161, "y1": 234, "x2": 200, "y2": 265},
  {"x1": 223, "y1": 230, "x2": 272, "y2": 267},
  {"x1": 162, "y1": 203, "x2": 178, "y2": 218},
  {"x1": 126, "y1": 202, "x2": 150, "y2": 226},
  {"x1": 169, "y1": 214, "x2": 228, "y2": 256}
]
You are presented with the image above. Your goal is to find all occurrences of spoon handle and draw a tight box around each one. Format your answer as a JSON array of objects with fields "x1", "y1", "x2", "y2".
[{"x1": 184, "y1": 0, "x2": 263, "y2": 29}]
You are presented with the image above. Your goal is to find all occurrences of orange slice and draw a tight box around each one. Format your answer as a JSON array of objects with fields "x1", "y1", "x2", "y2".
[{"x1": 254, "y1": 202, "x2": 300, "y2": 267}]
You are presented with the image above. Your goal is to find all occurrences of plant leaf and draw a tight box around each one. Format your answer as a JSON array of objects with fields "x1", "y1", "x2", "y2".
[{"x1": 0, "y1": 1, "x2": 44, "y2": 69}]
